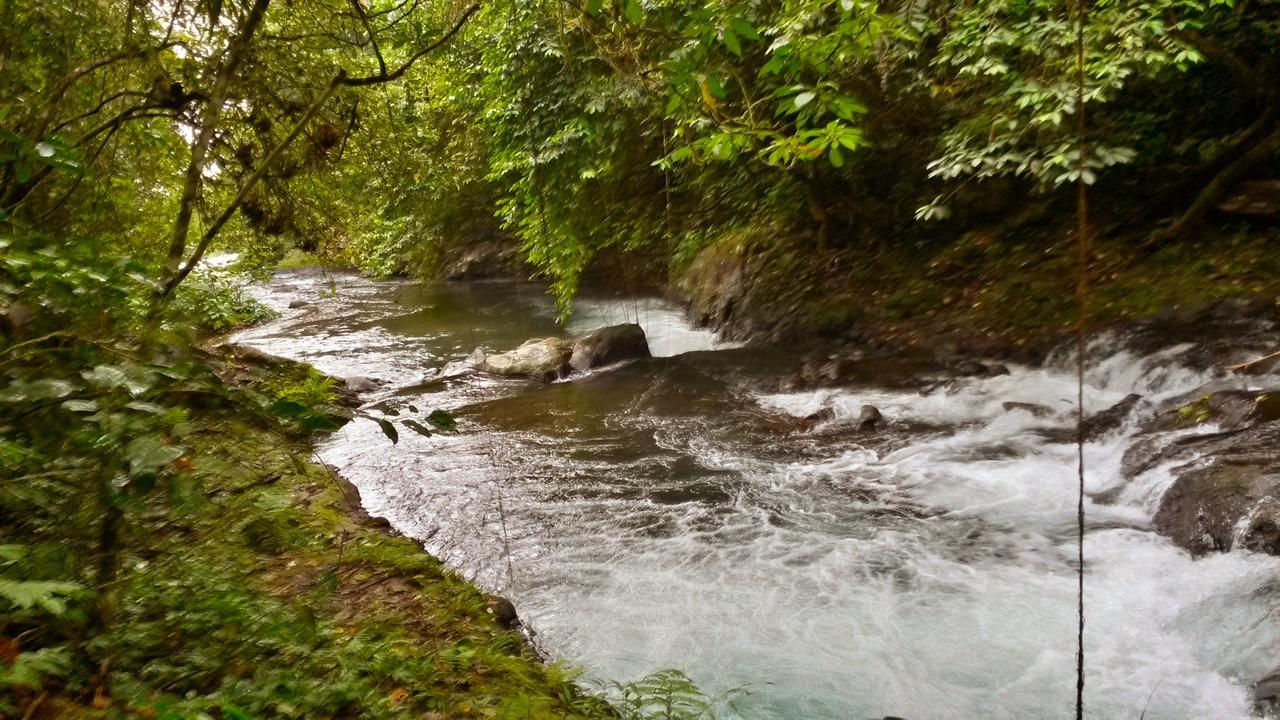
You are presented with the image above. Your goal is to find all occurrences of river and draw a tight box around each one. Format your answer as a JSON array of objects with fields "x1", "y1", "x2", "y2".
[{"x1": 232, "y1": 267, "x2": 1280, "y2": 719}]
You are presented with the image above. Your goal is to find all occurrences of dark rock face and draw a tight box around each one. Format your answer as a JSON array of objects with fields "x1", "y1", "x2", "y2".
[
  {"x1": 442, "y1": 239, "x2": 527, "y2": 280},
  {"x1": 1150, "y1": 421, "x2": 1280, "y2": 555},
  {"x1": 487, "y1": 596, "x2": 520, "y2": 629},
  {"x1": 859, "y1": 404, "x2": 884, "y2": 431},
  {"x1": 569, "y1": 323, "x2": 651, "y2": 372},
  {"x1": 1083, "y1": 393, "x2": 1145, "y2": 439},
  {"x1": 1146, "y1": 385, "x2": 1280, "y2": 433}
]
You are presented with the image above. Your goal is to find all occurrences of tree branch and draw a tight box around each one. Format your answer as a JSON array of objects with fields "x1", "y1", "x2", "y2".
[
  {"x1": 160, "y1": 74, "x2": 345, "y2": 297},
  {"x1": 340, "y1": 3, "x2": 480, "y2": 87}
]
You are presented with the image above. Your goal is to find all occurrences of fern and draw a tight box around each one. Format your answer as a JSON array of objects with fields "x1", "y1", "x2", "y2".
[
  {"x1": 608, "y1": 669, "x2": 747, "y2": 720},
  {"x1": 0, "y1": 578, "x2": 82, "y2": 615}
]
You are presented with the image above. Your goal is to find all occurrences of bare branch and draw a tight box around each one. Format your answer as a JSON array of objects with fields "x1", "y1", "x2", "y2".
[{"x1": 340, "y1": 3, "x2": 480, "y2": 87}]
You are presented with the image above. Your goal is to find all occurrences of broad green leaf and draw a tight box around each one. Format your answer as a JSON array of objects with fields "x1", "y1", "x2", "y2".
[
  {"x1": 722, "y1": 28, "x2": 741, "y2": 56},
  {"x1": 0, "y1": 378, "x2": 76, "y2": 402},
  {"x1": 125, "y1": 436, "x2": 184, "y2": 477},
  {"x1": 0, "y1": 579, "x2": 81, "y2": 615},
  {"x1": 794, "y1": 91, "x2": 816, "y2": 109}
]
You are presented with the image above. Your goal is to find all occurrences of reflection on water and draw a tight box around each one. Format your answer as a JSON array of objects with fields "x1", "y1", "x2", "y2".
[{"x1": 233, "y1": 269, "x2": 1280, "y2": 719}]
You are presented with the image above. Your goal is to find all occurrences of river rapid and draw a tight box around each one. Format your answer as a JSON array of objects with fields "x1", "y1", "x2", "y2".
[{"x1": 232, "y1": 268, "x2": 1280, "y2": 719}]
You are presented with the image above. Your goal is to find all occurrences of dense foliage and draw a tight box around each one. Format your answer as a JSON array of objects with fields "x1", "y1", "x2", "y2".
[{"x1": 2, "y1": 0, "x2": 1278, "y2": 715}]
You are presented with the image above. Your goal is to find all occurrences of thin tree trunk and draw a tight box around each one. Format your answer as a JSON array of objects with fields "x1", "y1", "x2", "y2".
[
  {"x1": 93, "y1": 502, "x2": 123, "y2": 630},
  {"x1": 161, "y1": 0, "x2": 271, "y2": 283}
]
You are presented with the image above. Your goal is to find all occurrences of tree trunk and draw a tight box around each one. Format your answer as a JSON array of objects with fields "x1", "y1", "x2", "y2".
[{"x1": 1146, "y1": 121, "x2": 1280, "y2": 247}]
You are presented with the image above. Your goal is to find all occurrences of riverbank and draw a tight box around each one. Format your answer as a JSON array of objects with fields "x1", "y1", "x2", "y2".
[
  {"x1": 672, "y1": 217, "x2": 1280, "y2": 361},
  {"x1": 5, "y1": 345, "x2": 613, "y2": 719}
]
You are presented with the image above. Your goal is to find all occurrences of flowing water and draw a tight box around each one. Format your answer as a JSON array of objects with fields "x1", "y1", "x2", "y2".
[{"x1": 233, "y1": 268, "x2": 1280, "y2": 719}]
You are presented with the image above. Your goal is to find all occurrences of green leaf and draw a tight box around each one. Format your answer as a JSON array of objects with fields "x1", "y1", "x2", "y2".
[
  {"x1": 0, "y1": 378, "x2": 76, "y2": 402},
  {"x1": 0, "y1": 579, "x2": 81, "y2": 615},
  {"x1": 830, "y1": 145, "x2": 845, "y2": 167},
  {"x1": 729, "y1": 17, "x2": 759, "y2": 40},
  {"x1": 793, "y1": 91, "x2": 815, "y2": 109},
  {"x1": 722, "y1": 28, "x2": 741, "y2": 56},
  {"x1": 372, "y1": 416, "x2": 399, "y2": 444},
  {"x1": 623, "y1": 0, "x2": 642, "y2": 24},
  {"x1": 0, "y1": 646, "x2": 71, "y2": 688},
  {"x1": 61, "y1": 399, "x2": 98, "y2": 412},
  {"x1": 125, "y1": 436, "x2": 183, "y2": 477}
]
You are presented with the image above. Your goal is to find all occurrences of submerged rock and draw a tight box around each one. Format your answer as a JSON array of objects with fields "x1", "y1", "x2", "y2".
[
  {"x1": 1002, "y1": 401, "x2": 1054, "y2": 417},
  {"x1": 569, "y1": 323, "x2": 651, "y2": 372},
  {"x1": 288, "y1": 299, "x2": 309, "y2": 309}
]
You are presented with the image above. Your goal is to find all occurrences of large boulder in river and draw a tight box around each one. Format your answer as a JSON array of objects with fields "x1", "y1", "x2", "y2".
[
  {"x1": 569, "y1": 323, "x2": 650, "y2": 372},
  {"x1": 479, "y1": 337, "x2": 574, "y2": 381},
  {"x1": 1152, "y1": 421, "x2": 1280, "y2": 555}
]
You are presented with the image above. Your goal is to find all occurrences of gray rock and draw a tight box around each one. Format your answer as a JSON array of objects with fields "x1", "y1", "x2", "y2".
[
  {"x1": 1152, "y1": 421, "x2": 1280, "y2": 556},
  {"x1": 859, "y1": 404, "x2": 884, "y2": 431},
  {"x1": 1083, "y1": 393, "x2": 1144, "y2": 439},
  {"x1": 1256, "y1": 666, "x2": 1280, "y2": 716},
  {"x1": 569, "y1": 323, "x2": 651, "y2": 372},
  {"x1": 344, "y1": 376, "x2": 382, "y2": 393},
  {"x1": 288, "y1": 299, "x2": 308, "y2": 309},
  {"x1": 488, "y1": 595, "x2": 520, "y2": 629},
  {"x1": 480, "y1": 337, "x2": 574, "y2": 381}
]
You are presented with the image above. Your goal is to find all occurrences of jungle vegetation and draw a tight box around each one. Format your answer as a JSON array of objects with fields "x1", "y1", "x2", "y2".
[{"x1": 1, "y1": 0, "x2": 1278, "y2": 716}]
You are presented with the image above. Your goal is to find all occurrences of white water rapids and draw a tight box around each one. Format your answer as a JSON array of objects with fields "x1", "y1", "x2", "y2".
[{"x1": 233, "y1": 270, "x2": 1280, "y2": 719}]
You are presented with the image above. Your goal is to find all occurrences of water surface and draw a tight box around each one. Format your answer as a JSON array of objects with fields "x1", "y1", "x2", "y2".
[{"x1": 233, "y1": 268, "x2": 1280, "y2": 719}]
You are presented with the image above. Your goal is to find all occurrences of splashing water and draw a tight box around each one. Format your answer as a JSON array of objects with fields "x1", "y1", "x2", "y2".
[{"x1": 233, "y1": 270, "x2": 1280, "y2": 719}]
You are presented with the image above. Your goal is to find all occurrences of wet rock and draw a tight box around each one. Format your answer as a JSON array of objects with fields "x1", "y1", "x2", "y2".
[
  {"x1": 479, "y1": 337, "x2": 574, "y2": 381},
  {"x1": 859, "y1": 404, "x2": 884, "y2": 431},
  {"x1": 288, "y1": 299, "x2": 308, "y2": 309},
  {"x1": 1152, "y1": 421, "x2": 1280, "y2": 556},
  {"x1": 951, "y1": 360, "x2": 990, "y2": 377},
  {"x1": 1002, "y1": 401, "x2": 1053, "y2": 417},
  {"x1": 569, "y1": 323, "x2": 651, "y2": 372},
  {"x1": 1083, "y1": 393, "x2": 1144, "y2": 439},
  {"x1": 798, "y1": 406, "x2": 836, "y2": 430},
  {"x1": 1256, "y1": 666, "x2": 1280, "y2": 716},
  {"x1": 344, "y1": 376, "x2": 382, "y2": 394},
  {"x1": 487, "y1": 596, "x2": 520, "y2": 629},
  {"x1": 949, "y1": 360, "x2": 1009, "y2": 378},
  {"x1": 1147, "y1": 385, "x2": 1280, "y2": 433}
]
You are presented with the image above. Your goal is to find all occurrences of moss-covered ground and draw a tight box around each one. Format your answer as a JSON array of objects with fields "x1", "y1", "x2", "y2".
[{"x1": 12, "y1": 356, "x2": 613, "y2": 720}]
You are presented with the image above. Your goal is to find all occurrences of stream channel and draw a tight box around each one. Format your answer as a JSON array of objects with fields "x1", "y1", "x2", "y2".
[{"x1": 232, "y1": 268, "x2": 1280, "y2": 719}]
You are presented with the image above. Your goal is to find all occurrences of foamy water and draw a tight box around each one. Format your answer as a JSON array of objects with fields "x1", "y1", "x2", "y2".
[{"x1": 233, "y1": 270, "x2": 1280, "y2": 719}]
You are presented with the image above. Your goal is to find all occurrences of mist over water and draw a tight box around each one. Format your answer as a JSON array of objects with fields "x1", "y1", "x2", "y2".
[{"x1": 234, "y1": 269, "x2": 1280, "y2": 719}]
